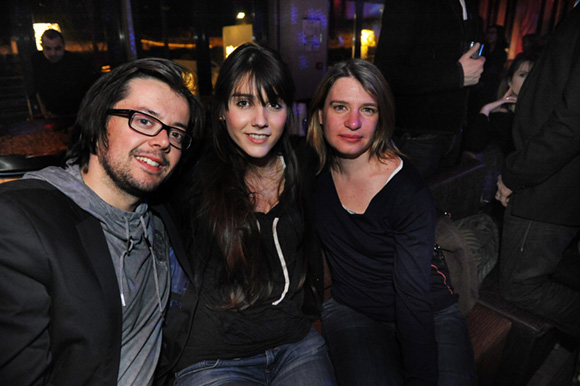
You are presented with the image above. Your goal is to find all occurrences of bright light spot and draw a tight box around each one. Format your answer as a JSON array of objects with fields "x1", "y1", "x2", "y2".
[
  {"x1": 236, "y1": 12, "x2": 246, "y2": 20},
  {"x1": 361, "y1": 29, "x2": 376, "y2": 46},
  {"x1": 360, "y1": 29, "x2": 376, "y2": 59},
  {"x1": 225, "y1": 45, "x2": 237, "y2": 57}
]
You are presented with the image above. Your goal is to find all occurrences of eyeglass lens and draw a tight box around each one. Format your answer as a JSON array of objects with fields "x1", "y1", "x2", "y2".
[{"x1": 130, "y1": 112, "x2": 188, "y2": 148}]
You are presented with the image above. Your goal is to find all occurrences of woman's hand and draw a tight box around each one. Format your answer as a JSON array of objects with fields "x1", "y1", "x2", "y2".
[{"x1": 479, "y1": 87, "x2": 517, "y2": 116}]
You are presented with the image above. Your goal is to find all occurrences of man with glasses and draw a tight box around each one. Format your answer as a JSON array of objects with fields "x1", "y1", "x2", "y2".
[{"x1": 0, "y1": 58, "x2": 204, "y2": 385}]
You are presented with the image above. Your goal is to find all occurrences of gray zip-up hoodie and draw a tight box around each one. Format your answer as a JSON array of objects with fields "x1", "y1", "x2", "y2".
[{"x1": 24, "y1": 162, "x2": 170, "y2": 386}]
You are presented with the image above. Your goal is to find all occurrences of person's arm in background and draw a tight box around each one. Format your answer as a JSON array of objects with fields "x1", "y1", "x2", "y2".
[
  {"x1": 478, "y1": 87, "x2": 517, "y2": 116},
  {"x1": 463, "y1": 88, "x2": 516, "y2": 153},
  {"x1": 36, "y1": 92, "x2": 51, "y2": 119},
  {"x1": 30, "y1": 53, "x2": 51, "y2": 119}
]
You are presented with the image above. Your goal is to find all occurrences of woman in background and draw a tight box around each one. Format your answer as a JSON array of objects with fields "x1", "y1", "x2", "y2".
[
  {"x1": 307, "y1": 59, "x2": 475, "y2": 386},
  {"x1": 464, "y1": 52, "x2": 537, "y2": 155},
  {"x1": 157, "y1": 44, "x2": 335, "y2": 386}
]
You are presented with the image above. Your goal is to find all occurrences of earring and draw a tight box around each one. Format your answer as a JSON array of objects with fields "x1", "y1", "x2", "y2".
[{"x1": 218, "y1": 116, "x2": 225, "y2": 121}]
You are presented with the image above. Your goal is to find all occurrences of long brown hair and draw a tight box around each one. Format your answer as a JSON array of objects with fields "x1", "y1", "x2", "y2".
[{"x1": 186, "y1": 44, "x2": 302, "y2": 310}]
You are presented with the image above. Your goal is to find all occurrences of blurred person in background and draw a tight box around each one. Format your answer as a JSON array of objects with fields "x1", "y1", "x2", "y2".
[
  {"x1": 463, "y1": 52, "x2": 537, "y2": 156},
  {"x1": 374, "y1": 0, "x2": 484, "y2": 178},
  {"x1": 32, "y1": 29, "x2": 100, "y2": 118},
  {"x1": 495, "y1": 5, "x2": 580, "y2": 341}
]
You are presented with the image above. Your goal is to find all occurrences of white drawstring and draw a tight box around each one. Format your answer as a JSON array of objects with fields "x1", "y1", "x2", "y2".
[
  {"x1": 119, "y1": 216, "x2": 164, "y2": 315},
  {"x1": 271, "y1": 217, "x2": 289, "y2": 305},
  {"x1": 119, "y1": 219, "x2": 134, "y2": 307},
  {"x1": 140, "y1": 217, "x2": 164, "y2": 315}
]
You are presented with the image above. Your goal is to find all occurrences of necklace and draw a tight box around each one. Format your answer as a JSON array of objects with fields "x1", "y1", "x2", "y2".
[{"x1": 245, "y1": 156, "x2": 285, "y2": 213}]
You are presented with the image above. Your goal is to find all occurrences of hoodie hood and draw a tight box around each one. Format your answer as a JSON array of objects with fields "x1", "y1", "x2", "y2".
[{"x1": 24, "y1": 161, "x2": 149, "y2": 244}]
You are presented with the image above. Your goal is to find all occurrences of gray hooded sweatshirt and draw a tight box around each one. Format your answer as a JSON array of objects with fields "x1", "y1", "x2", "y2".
[{"x1": 24, "y1": 162, "x2": 170, "y2": 386}]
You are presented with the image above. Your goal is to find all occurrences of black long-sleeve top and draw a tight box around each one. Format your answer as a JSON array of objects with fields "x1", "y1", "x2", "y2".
[{"x1": 316, "y1": 160, "x2": 457, "y2": 385}]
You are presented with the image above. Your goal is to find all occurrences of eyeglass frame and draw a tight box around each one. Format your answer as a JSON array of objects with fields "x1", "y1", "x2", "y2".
[{"x1": 106, "y1": 109, "x2": 193, "y2": 150}]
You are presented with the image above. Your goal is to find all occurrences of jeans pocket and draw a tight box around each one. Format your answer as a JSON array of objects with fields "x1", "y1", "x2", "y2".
[{"x1": 175, "y1": 359, "x2": 221, "y2": 385}]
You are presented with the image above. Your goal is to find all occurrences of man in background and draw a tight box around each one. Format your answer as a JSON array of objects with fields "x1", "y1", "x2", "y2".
[
  {"x1": 495, "y1": 5, "x2": 580, "y2": 339},
  {"x1": 374, "y1": 0, "x2": 485, "y2": 178},
  {"x1": 32, "y1": 29, "x2": 99, "y2": 118}
]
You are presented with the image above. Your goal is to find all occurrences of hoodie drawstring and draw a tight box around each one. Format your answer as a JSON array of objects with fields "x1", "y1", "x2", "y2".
[
  {"x1": 271, "y1": 217, "x2": 290, "y2": 306},
  {"x1": 118, "y1": 217, "x2": 164, "y2": 315},
  {"x1": 140, "y1": 216, "x2": 164, "y2": 315},
  {"x1": 119, "y1": 220, "x2": 134, "y2": 307}
]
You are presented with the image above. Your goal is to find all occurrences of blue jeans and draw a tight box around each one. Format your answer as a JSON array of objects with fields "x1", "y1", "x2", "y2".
[
  {"x1": 394, "y1": 133, "x2": 461, "y2": 179},
  {"x1": 322, "y1": 298, "x2": 476, "y2": 386},
  {"x1": 173, "y1": 327, "x2": 336, "y2": 386},
  {"x1": 433, "y1": 303, "x2": 476, "y2": 386},
  {"x1": 499, "y1": 202, "x2": 580, "y2": 338}
]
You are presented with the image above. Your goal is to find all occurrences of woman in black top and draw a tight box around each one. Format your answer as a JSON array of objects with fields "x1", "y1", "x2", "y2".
[
  {"x1": 307, "y1": 59, "x2": 475, "y2": 386},
  {"x1": 157, "y1": 44, "x2": 336, "y2": 386}
]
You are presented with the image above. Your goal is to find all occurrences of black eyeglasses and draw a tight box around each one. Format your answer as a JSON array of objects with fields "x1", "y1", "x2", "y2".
[{"x1": 107, "y1": 109, "x2": 192, "y2": 150}]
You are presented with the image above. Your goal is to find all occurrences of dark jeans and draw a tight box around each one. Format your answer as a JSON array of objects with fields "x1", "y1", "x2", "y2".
[
  {"x1": 321, "y1": 298, "x2": 476, "y2": 386},
  {"x1": 499, "y1": 202, "x2": 580, "y2": 338},
  {"x1": 394, "y1": 133, "x2": 461, "y2": 179},
  {"x1": 173, "y1": 328, "x2": 336, "y2": 386}
]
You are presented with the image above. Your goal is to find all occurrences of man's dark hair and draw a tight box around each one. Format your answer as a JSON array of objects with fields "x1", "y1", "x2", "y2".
[
  {"x1": 41, "y1": 29, "x2": 65, "y2": 44},
  {"x1": 66, "y1": 58, "x2": 205, "y2": 171}
]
